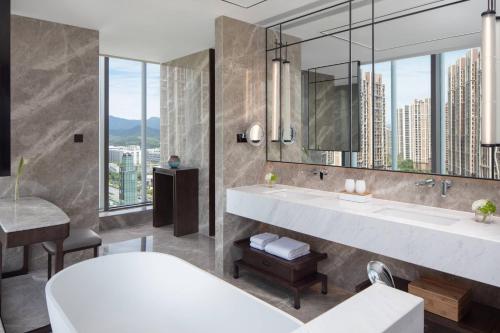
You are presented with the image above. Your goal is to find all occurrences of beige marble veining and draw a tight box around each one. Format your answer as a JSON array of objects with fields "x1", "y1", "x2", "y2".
[
  {"x1": 0, "y1": 15, "x2": 99, "y2": 270},
  {"x1": 214, "y1": 16, "x2": 267, "y2": 274},
  {"x1": 160, "y1": 49, "x2": 211, "y2": 236}
]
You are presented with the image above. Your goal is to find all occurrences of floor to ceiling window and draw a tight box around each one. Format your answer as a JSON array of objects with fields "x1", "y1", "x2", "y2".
[{"x1": 99, "y1": 56, "x2": 161, "y2": 210}]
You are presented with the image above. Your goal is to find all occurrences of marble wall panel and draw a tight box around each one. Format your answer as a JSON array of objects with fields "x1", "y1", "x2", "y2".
[
  {"x1": 0, "y1": 16, "x2": 99, "y2": 269},
  {"x1": 160, "y1": 50, "x2": 211, "y2": 236},
  {"x1": 214, "y1": 16, "x2": 267, "y2": 275}
]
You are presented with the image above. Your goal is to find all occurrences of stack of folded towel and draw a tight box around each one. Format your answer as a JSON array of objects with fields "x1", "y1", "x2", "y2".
[
  {"x1": 250, "y1": 233, "x2": 279, "y2": 250},
  {"x1": 264, "y1": 237, "x2": 310, "y2": 260},
  {"x1": 249, "y1": 233, "x2": 311, "y2": 260}
]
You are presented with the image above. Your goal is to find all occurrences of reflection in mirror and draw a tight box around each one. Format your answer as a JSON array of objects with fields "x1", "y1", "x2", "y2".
[
  {"x1": 266, "y1": 0, "x2": 499, "y2": 180},
  {"x1": 246, "y1": 123, "x2": 265, "y2": 147}
]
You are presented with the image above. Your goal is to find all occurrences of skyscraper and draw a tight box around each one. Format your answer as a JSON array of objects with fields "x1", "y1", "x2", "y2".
[
  {"x1": 445, "y1": 48, "x2": 492, "y2": 178},
  {"x1": 397, "y1": 98, "x2": 431, "y2": 171},
  {"x1": 358, "y1": 72, "x2": 386, "y2": 169},
  {"x1": 119, "y1": 153, "x2": 137, "y2": 205}
]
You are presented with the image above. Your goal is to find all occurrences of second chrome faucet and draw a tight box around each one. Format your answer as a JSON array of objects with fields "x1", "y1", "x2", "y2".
[{"x1": 415, "y1": 178, "x2": 453, "y2": 197}]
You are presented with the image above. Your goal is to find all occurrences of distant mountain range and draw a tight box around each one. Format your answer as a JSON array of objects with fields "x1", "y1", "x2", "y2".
[{"x1": 109, "y1": 116, "x2": 160, "y2": 148}]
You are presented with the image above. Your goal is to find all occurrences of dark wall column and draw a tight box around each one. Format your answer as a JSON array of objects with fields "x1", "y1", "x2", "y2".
[{"x1": 0, "y1": 0, "x2": 10, "y2": 176}]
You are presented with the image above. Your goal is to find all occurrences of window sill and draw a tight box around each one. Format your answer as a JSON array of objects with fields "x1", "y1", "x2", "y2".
[{"x1": 99, "y1": 204, "x2": 153, "y2": 218}]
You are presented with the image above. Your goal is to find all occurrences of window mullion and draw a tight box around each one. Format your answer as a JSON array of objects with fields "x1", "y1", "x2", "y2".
[{"x1": 141, "y1": 62, "x2": 147, "y2": 203}]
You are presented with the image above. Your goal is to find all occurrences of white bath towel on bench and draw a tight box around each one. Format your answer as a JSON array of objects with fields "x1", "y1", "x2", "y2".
[{"x1": 265, "y1": 237, "x2": 310, "y2": 260}]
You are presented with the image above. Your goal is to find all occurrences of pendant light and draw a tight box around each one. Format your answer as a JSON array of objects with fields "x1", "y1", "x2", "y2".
[
  {"x1": 496, "y1": 15, "x2": 500, "y2": 144},
  {"x1": 271, "y1": 40, "x2": 281, "y2": 142},
  {"x1": 282, "y1": 43, "x2": 292, "y2": 143},
  {"x1": 481, "y1": 0, "x2": 496, "y2": 147}
]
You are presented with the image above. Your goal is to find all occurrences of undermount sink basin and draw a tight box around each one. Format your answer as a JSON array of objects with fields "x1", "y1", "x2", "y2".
[
  {"x1": 373, "y1": 207, "x2": 459, "y2": 226},
  {"x1": 264, "y1": 189, "x2": 322, "y2": 201}
]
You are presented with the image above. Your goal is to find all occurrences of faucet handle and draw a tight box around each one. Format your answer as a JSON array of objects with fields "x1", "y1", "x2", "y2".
[
  {"x1": 415, "y1": 178, "x2": 435, "y2": 187},
  {"x1": 441, "y1": 179, "x2": 452, "y2": 197}
]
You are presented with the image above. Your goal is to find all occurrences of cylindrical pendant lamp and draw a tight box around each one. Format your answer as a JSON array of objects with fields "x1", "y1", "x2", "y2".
[
  {"x1": 496, "y1": 16, "x2": 500, "y2": 144},
  {"x1": 282, "y1": 59, "x2": 292, "y2": 143},
  {"x1": 271, "y1": 56, "x2": 280, "y2": 142},
  {"x1": 481, "y1": 5, "x2": 497, "y2": 146}
]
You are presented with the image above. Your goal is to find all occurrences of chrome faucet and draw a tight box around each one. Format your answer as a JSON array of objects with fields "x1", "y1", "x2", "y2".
[
  {"x1": 313, "y1": 169, "x2": 328, "y2": 180},
  {"x1": 415, "y1": 178, "x2": 435, "y2": 188},
  {"x1": 441, "y1": 180, "x2": 452, "y2": 197}
]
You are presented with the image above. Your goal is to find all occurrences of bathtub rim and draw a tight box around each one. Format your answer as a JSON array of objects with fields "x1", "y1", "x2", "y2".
[{"x1": 45, "y1": 251, "x2": 304, "y2": 331}]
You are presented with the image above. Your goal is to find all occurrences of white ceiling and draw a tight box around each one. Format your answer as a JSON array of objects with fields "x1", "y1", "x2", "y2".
[
  {"x1": 11, "y1": 0, "x2": 338, "y2": 63},
  {"x1": 11, "y1": 0, "x2": 485, "y2": 64}
]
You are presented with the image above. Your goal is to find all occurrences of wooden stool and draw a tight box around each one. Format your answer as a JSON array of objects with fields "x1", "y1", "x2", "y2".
[{"x1": 43, "y1": 228, "x2": 102, "y2": 278}]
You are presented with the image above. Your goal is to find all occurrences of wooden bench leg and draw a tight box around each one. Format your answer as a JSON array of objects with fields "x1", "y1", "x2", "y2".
[
  {"x1": 233, "y1": 262, "x2": 240, "y2": 279},
  {"x1": 93, "y1": 246, "x2": 99, "y2": 258},
  {"x1": 293, "y1": 290, "x2": 300, "y2": 309},
  {"x1": 321, "y1": 275, "x2": 328, "y2": 295},
  {"x1": 47, "y1": 254, "x2": 52, "y2": 279}
]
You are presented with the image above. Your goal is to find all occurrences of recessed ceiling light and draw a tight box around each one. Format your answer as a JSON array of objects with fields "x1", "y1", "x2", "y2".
[{"x1": 221, "y1": 0, "x2": 267, "y2": 9}]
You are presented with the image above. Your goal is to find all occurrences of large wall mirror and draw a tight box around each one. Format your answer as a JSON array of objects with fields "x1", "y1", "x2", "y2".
[{"x1": 266, "y1": 0, "x2": 498, "y2": 180}]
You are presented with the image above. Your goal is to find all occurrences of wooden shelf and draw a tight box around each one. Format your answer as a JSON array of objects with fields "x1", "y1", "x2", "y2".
[{"x1": 233, "y1": 238, "x2": 328, "y2": 309}]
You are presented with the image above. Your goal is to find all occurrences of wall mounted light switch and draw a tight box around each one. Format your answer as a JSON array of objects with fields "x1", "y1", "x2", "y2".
[{"x1": 74, "y1": 134, "x2": 83, "y2": 143}]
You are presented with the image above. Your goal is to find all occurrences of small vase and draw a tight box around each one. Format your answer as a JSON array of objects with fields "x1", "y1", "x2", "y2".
[
  {"x1": 168, "y1": 155, "x2": 180, "y2": 169},
  {"x1": 266, "y1": 179, "x2": 276, "y2": 188},
  {"x1": 355, "y1": 180, "x2": 367, "y2": 194},
  {"x1": 345, "y1": 179, "x2": 355, "y2": 193},
  {"x1": 474, "y1": 211, "x2": 493, "y2": 224}
]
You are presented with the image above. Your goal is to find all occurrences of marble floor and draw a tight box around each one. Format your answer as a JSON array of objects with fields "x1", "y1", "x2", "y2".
[{"x1": 1, "y1": 223, "x2": 352, "y2": 333}]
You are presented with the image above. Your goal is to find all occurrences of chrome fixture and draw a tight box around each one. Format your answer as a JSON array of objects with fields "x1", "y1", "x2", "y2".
[
  {"x1": 313, "y1": 169, "x2": 328, "y2": 180},
  {"x1": 481, "y1": 0, "x2": 497, "y2": 146},
  {"x1": 415, "y1": 178, "x2": 435, "y2": 188},
  {"x1": 271, "y1": 39, "x2": 280, "y2": 142},
  {"x1": 441, "y1": 180, "x2": 453, "y2": 197},
  {"x1": 236, "y1": 123, "x2": 265, "y2": 147},
  {"x1": 367, "y1": 261, "x2": 395, "y2": 288}
]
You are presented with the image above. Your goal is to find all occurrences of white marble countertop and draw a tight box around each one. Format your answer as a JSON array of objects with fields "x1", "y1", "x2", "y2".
[
  {"x1": 0, "y1": 197, "x2": 69, "y2": 233},
  {"x1": 227, "y1": 184, "x2": 500, "y2": 287},
  {"x1": 292, "y1": 283, "x2": 423, "y2": 333}
]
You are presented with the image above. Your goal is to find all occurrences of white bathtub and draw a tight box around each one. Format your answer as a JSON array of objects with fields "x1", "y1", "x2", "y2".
[{"x1": 46, "y1": 252, "x2": 303, "y2": 333}]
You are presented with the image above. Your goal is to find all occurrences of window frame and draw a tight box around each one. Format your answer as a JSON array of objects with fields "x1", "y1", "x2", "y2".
[{"x1": 99, "y1": 55, "x2": 160, "y2": 211}]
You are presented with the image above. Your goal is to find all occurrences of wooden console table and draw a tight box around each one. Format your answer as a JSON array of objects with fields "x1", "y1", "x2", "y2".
[
  {"x1": 153, "y1": 167, "x2": 199, "y2": 237},
  {"x1": 0, "y1": 197, "x2": 69, "y2": 314},
  {"x1": 233, "y1": 238, "x2": 328, "y2": 309}
]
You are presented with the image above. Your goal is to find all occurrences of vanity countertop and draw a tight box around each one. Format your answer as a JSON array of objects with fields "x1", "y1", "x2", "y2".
[
  {"x1": 0, "y1": 197, "x2": 69, "y2": 233},
  {"x1": 227, "y1": 185, "x2": 500, "y2": 287}
]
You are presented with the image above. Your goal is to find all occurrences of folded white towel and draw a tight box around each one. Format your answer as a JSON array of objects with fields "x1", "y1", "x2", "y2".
[
  {"x1": 250, "y1": 242, "x2": 265, "y2": 251},
  {"x1": 250, "y1": 233, "x2": 279, "y2": 247},
  {"x1": 264, "y1": 237, "x2": 311, "y2": 260}
]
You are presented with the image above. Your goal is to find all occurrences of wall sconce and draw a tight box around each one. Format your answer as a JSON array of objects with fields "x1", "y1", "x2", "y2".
[
  {"x1": 282, "y1": 43, "x2": 293, "y2": 144},
  {"x1": 481, "y1": 1, "x2": 497, "y2": 146},
  {"x1": 271, "y1": 40, "x2": 281, "y2": 142},
  {"x1": 237, "y1": 123, "x2": 265, "y2": 147}
]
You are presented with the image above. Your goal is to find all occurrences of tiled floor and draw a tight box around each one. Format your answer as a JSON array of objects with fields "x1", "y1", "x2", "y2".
[{"x1": 1, "y1": 223, "x2": 351, "y2": 332}]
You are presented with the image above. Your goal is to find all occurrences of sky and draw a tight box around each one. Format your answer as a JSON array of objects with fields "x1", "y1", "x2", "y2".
[{"x1": 108, "y1": 58, "x2": 160, "y2": 120}]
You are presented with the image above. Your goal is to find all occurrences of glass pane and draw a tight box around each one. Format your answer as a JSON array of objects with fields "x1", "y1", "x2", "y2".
[
  {"x1": 146, "y1": 63, "x2": 161, "y2": 201},
  {"x1": 108, "y1": 58, "x2": 143, "y2": 207},
  {"x1": 357, "y1": 62, "x2": 391, "y2": 170},
  {"x1": 393, "y1": 56, "x2": 431, "y2": 173},
  {"x1": 440, "y1": 48, "x2": 496, "y2": 178}
]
